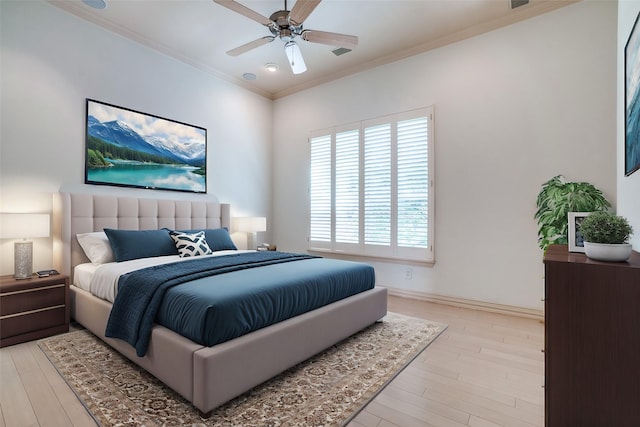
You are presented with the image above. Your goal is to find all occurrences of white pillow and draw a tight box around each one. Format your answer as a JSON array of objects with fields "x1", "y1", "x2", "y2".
[
  {"x1": 76, "y1": 231, "x2": 115, "y2": 264},
  {"x1": 169, "y1": 230, "x2": 213, "y2": 257}
]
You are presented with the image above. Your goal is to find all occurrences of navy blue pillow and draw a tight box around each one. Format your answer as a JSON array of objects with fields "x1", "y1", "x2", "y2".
[
  {"x1": 177, "y1": 227, "x2": 237, "y2": 251},
  {"x1": 104, "y1": 228, "x2": 178, "y2": 262}
]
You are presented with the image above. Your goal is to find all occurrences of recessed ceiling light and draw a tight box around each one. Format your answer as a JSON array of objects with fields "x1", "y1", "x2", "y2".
[
  {"x1": 243, "y1": 73, "x2": 257, "y2": 81},
  {"x1": 265, "y1": 63, "x2": 279, "y2": 72},
  {"x1": 82, "y1": 0, "x2": 107, "y2": 9}
]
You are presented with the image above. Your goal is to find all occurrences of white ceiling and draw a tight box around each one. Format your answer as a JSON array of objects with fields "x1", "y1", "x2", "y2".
[{"x1": 47, "y1": 0, "x2": 577, "y2": 99}]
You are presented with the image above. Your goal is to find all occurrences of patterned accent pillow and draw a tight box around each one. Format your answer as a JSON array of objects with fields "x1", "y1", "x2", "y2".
[{"x1": 169, "y1": 231, "x2": 213, "y2": 257}]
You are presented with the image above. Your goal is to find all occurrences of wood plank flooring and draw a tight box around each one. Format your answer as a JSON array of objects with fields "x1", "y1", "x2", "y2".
[
  {"x1": 0, "y1": 295, "x2": 544, "y2": 426},
  {"x1": 349, "y1": 296, "x2": 544, "y2": 427}
]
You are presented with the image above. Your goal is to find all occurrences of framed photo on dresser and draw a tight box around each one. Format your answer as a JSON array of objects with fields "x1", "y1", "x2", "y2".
[{"x1": 568, "y1": 212, "x2": 591, "y2": 253}]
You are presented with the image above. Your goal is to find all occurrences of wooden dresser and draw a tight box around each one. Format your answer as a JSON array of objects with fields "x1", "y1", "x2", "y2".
[
  {"x1": 0, "y1": 274, "x2": 70, "y2": 347},
  {"x1": 544, "y1": 245, "x2": 640, "y2": 426}
]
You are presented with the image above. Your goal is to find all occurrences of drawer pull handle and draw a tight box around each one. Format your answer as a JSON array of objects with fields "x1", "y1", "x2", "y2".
[
  {"x1": 0, "y1": 283, "x2": 65, "y2": 297},
  {"x1": 0, "y1": 304, "x2": 65, "y2": 320}
]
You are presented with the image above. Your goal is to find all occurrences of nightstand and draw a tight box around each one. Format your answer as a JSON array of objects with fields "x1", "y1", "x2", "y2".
[{"x1": 0, "y1": 274, "x2": 70, "y2": 347}]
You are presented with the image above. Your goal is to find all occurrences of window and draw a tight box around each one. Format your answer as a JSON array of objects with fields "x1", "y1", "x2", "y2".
[{"x1": 309, "y1": 107, "x2": 434, "y2": 262}]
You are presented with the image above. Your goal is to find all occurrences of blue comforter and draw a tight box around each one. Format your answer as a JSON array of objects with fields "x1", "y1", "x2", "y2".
[{"x1": 105, "y1": 252, "x2": 375, "y2": 356}]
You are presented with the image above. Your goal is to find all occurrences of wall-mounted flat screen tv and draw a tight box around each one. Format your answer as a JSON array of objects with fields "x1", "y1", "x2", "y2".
[{"x1": 85, "y1": 99, "x2": 207, "y2": 193}]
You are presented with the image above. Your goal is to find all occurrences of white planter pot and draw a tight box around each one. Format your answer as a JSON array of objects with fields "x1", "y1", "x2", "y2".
[{"x1": 583, "y1": 242, "x2": 633, "y2": 262}]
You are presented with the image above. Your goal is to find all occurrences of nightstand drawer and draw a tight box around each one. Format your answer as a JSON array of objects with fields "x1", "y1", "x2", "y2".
[
  {"x1": 1, "y1": 306, "x2": 66, "y2": 339},
  {"x1": 0, "y1": 284, "x2": 66, "y2": 316},
  {"x1": 0, "y1": 274, "x2": 70, "y2": 347}
]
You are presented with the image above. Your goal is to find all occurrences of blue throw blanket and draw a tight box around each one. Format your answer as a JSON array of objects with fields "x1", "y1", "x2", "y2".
[{"x1": 105, "y1": 251, "x2": 315, "y2": 356}]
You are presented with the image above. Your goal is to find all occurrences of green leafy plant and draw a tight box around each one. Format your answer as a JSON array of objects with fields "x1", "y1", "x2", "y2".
[
  {"x1": 579, "y1": 211, "x2": 633, "y2": 244},
  {"x1": 535, "y1": 175, "x2": 611, "y2": 251}
]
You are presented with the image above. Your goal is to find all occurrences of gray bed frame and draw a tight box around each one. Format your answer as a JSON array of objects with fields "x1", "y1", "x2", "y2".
[{"x1": 53, "y1": 192, "x2": 388, "y2": 417}]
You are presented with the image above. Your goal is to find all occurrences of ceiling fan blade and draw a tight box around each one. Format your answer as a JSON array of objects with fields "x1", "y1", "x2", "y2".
[
  {"x1": 227, "y1": 36, "x2": 275, "y2": 56},
  {"x1": 301, "y1": 30, "x2": 358, "y2": 48},
  {"x1": 213, "y1": 0, "x2": 273, "y2": 26},
  {"x1": 289, "y1": 0, "x2": 322, "y2": 26},
  {"x1": 284, "y1": 41, "x2": 307, "y2": 74}
]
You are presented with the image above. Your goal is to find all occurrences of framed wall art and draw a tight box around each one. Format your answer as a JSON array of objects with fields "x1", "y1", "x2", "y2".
[
  {"x1": 568, "y1": 212, "x2": 591, "y2": 253},
  {"x1": 625, "y1": 12, "x2": 640, "y2": 176},
  {"x1": 85, "y1": 99, "x2": 207, "y2": 193}
]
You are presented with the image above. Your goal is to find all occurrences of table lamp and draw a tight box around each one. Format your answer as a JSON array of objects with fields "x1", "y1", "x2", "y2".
[
  {"x1": 0, "y1": 213, "x2": 51, "y2": 279},
  {"x1": 233, "y1": 217, "x2": 266, "y2": 250}
]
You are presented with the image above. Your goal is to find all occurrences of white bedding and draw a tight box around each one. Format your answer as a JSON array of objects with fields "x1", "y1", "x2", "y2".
[
  {"x1": 74, "y1": 250, "x2": 251, "y2": 303},
  {"x1": 73, "y1": 263, "x2": 101, "y2": 292}
]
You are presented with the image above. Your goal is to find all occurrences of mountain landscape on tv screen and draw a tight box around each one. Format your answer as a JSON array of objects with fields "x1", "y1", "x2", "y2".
[{"x1": 87, "y1": 115, "x2": 205, "y2": 167}]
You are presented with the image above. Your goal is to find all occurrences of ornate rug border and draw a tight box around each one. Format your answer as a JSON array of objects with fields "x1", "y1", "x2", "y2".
[
  {"x1": 339, "y1": 320, "x2": 447, "y2": 426},
  {"x1": 39, "y1": 330, "x2": 103, "y2": 426}
]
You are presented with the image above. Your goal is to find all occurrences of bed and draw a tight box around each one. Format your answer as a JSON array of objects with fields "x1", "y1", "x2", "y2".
[{"x1": 52, "y1": 191, "x2": 387, "y2": 417}]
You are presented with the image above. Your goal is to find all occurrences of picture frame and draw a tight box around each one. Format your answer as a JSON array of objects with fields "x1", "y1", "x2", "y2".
[
  {"x1": 568, "y1": 212, "x2": 591, "y2": 253},
  {"x1": 625, "y1": 11, "x2": 640, "y2": 176},
  {"x1": 85, "y1": 99, "x2": 207, "y2": 193}
]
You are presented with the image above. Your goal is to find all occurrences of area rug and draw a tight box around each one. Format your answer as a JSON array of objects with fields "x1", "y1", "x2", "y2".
[{"x1": 38, "y1": 312, "x2": 446, "y2": 427}]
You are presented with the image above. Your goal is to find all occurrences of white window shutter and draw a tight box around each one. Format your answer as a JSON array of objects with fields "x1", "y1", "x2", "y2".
[
  {"x1": 309, "y1": 107, "x2": 434, "y2": 262},
  {"x1": 335, "y1": 129, "x2": 359, "y2": 244},
  {"x1": 364, "y1": 123, "x2": 391, "y2": 246},
  {"x1": 310, "y1": 134, "x2": 332, "y2": 242}
]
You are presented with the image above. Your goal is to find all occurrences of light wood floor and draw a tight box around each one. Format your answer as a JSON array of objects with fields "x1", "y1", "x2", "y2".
[{"x1": 0, "y1": 295, "x2": 544, "y2": 427}]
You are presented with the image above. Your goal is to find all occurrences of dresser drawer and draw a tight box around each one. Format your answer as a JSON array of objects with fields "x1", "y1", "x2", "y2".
[
  {"x1": 1, "y1": 306, "x2": 66, "y2": 339},
  {"x1": 0, "y1": 284, "x2": 66, "y2": 316}
]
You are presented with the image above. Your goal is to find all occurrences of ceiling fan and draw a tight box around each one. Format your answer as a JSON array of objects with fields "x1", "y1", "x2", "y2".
[{"x1": 213, "y1": 0, "x2": 358, "y2": 74}]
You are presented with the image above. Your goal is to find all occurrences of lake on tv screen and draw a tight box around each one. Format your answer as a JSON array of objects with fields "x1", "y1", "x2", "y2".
[{"x1": 88, "y1": 161, "x2": 205, "y2": 192}]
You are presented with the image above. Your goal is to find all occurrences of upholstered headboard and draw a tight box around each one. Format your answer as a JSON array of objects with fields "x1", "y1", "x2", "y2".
[{"x1": 53, "y1": 192, "x2": 231, "y2": 280}]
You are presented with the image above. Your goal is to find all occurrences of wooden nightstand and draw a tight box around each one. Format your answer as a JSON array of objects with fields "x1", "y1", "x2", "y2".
[{"x1": 0, "y1": 274, "x2": 70, "y2": 347}]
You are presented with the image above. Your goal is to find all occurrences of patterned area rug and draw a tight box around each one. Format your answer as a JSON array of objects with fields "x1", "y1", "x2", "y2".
[{"x1": 39, "y1": 312, "x2": 446, "y2": 427}]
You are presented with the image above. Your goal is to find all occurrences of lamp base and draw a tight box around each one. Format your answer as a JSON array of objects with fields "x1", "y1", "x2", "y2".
[
  {"x1": 14, "y1": 241, "x2": 33, "y2": 279},
  {"x1": 246, "y1": 232, "x2": 257, "y2": 251}
]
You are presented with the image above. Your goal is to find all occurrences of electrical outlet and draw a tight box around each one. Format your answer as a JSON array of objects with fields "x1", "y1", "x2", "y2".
[{"x1": 404, "y1": 268, "x2": 413, "y2": 280}]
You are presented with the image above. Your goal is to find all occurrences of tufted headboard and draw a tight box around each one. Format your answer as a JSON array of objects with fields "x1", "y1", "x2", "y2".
[{"x1": 53, "y1": 192, "x2": 231, "y2": 281}]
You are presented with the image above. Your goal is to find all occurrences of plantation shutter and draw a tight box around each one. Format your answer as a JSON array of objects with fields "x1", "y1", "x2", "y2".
[
  {"x1": 335, "y1": 129, "x2": 360, "y2": 244},
  {"x1": 397, "y1": 115, "x2": 429, "y2": 248},
  {"x1": 364, "y1": 123, "x2": 392, "y2": 246},
  {"x1": 309, "y1": 134, "x2": 332, "y2": 242},
  {"x1": 308, "y1": 107, "x2": 433, "y2": 262}
]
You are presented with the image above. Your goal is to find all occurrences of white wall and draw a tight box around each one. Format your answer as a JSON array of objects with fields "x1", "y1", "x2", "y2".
[
  {"x1": 0, "y1": 0, "x2": 622, "y2": 311},
  {"x1": 618, "y1": 0, "x2": 640, "y2": 249},
  {"x1": 272, "y1": 0, "x2": 617, "y2": 311},
  {"x1": 0, "y1": 0, "x2": 274, "y2": 275}
]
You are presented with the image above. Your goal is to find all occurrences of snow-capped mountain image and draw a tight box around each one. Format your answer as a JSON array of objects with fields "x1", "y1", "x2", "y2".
[{"x1": 87, "y1": 115, "x2": 205, "y2": 166}]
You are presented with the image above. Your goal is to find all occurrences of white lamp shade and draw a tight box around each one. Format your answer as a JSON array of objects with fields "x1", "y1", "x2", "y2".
[
  {"x1": 0, "y1": 213, "x2": 50, "y2": 239},
  {"x1": 284, "y1": 41, "x2": 307, "y2": 74},
  {"x1": 232, "y1": 217, "x2": 267, "y2": 233}
]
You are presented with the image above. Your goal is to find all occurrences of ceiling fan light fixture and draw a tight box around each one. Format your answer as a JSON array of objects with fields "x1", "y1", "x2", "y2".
[
  {"x1": 284, "y1": 41, "x2": 306, "y2": 74},
  {"x1": 265, "y1": 63, "x2": 279, "y2": 72}
]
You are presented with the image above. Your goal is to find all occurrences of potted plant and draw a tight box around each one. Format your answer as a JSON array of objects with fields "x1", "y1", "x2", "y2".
[
  {"x1": 535, "y1": 175, "x2": 611, "y2": 251},
  {"x1": 578, "y1": 211, "x2": 634, "y2": 261}
]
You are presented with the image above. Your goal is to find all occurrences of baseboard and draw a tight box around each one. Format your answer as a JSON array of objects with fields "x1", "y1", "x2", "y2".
[{"x1": 385, "y1": 287, "x2": 544, "y2": 321}]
